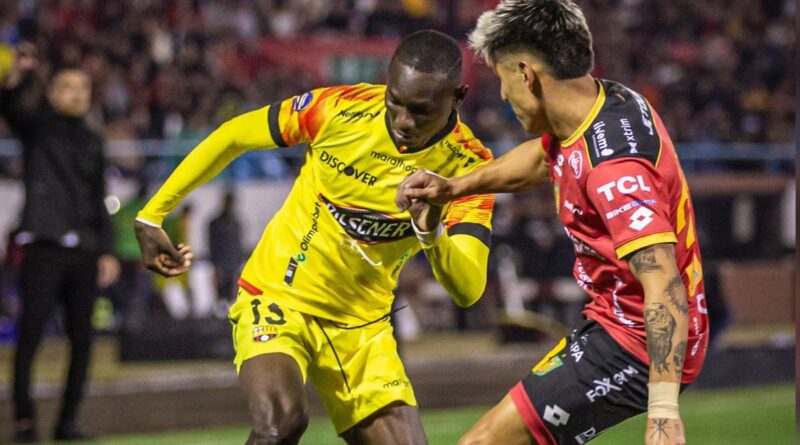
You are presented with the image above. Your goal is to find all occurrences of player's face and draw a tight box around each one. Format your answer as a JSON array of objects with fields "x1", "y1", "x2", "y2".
[
  {"x1": 48, "y1": 70, "x2": 92, "y2": 117},
  {"x1": 493, "y1": 56, "x2": 546, "y2": 134},
  {"x1": 385, "y1": 63, "x2": 462, "y2": 149}
]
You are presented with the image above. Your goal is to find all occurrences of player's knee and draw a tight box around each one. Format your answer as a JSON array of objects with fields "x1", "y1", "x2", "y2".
[
  {"x1": 248, "y1": 395, "x2": 308, "y2": 442},
  {"x1": 457, "y1": 428, "x2": 490, "y2": 445}
]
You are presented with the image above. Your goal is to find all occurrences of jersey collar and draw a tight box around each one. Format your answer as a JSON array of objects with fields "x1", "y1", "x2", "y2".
[
  {"x1": 561, "y1": 79, "x2": 606, "y2": 147},
  {"x1": 384, "y1": 110, "x2": 458, "y2": 154}
]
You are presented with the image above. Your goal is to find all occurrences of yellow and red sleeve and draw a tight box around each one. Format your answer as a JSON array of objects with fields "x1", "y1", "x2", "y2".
[{"x1": 421, "y1": 193, "x2": 495, "y2": 308}]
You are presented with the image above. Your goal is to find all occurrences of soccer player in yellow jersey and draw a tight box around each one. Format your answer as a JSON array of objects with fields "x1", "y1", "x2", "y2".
[{"x1": 134, "y1": 30, "x2": 495, "y2": 445}]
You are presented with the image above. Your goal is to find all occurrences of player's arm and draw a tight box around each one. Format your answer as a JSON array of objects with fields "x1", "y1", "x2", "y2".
[
  {"x1": 627, "y1": 244, "x2": 688, "y2": 445},
  {"x1": 136, "y1": 88, "x2": 330, "y2": 276},
  {"x1": 396, "y1": 138, "x2": 548, "y2": 209},
  {"x1": 406, "y1": 195, "x2": 493, "y2": 307}
]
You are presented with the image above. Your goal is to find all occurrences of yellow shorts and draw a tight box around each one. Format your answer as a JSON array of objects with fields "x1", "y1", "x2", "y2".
[{"x1": 229, "y1": 287, "x2": 417, "y2": 434}]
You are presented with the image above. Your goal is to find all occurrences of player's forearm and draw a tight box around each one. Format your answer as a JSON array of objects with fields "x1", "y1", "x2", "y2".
[
  {"x1": 628, "y1": 243, "x2": 688, "y2": 419},
  {"x1": 137, "y1": 111, "x2": 271, "y2": 225},
  {"x1": 450, "y1": 138, "x2": 548, "y2": 197},
  {"x1": 422, "y1": 231, "x2": 489, "y2": 307}
]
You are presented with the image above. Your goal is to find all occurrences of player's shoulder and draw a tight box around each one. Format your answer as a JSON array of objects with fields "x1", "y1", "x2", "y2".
[
  {"x1": 445, "y1": 119, "x2": 494, "y2": 164},
  {"x1": 583, "y1": 79, "x2": 661, "y2": 168}
]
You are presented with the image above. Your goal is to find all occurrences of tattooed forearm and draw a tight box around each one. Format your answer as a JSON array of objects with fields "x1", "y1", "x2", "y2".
[
  {"x1": 644, "y1": 303, "x2": 676, "y2": 374},
  {"x1": 673, "y1": 340, "x2": 687, "y2": 378},
  {"x1": 666, "y1": 275, "x2": 688, "y2": 315}
]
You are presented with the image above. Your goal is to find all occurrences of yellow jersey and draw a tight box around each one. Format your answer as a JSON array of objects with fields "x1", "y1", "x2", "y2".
[{"x1": 139, "y1": 83, "x2": 495, "y2": 324}]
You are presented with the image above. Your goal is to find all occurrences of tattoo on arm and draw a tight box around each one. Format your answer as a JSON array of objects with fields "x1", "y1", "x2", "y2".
[
  {"x1": 629, "y1": 244, "x2": 675, "y2": 275},
  {"x1": 673, "y1": 340, "x2": 687, "y2": 378},
  {"x1": 644, "y1": 302, "x2": 676, "y2": 375},
  {"x1": 649, "y1": 418, "x2": 670, "y2": 440},
  {"x1": 666, "y1": 275, "x2": 688, "y2": 315}
]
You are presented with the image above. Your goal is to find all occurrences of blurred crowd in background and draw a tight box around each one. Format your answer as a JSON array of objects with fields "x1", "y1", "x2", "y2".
[
  {"x1": 0, "y1": 0, "x2": 794, "y2": 172},
  {"x1": 0, "y1": 0, "x2": 794, "y2": 342}
]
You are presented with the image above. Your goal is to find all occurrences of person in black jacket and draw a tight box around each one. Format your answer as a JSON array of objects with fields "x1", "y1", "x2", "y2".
[{"x1": 1, "y1": 43, "x2": 120, "y2": 443}]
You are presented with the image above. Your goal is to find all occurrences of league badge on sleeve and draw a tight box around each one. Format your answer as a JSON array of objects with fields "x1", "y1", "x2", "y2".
[
  {"x1": 292, "y1": 92, "x2": 314, "y2": 112},
  {"x1": 569, "y1": 150, "x2": 583, "y2": 178}
]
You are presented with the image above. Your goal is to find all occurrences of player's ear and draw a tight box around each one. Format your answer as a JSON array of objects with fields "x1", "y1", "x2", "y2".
[
  {"x1": 518, "y1": 60, "x2": 537, "y2": 91},
  {"x1": 453, "y1": 84, "x2": 468, "y2": 109}
]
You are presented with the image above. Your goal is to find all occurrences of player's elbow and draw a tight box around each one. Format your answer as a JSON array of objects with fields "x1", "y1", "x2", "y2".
[{"x1": 451, "y1": 279, "x2": 486, "y2": 308}]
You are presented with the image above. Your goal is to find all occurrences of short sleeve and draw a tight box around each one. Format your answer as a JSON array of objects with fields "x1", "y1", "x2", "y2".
[{"x1": 585, "y1": 158, "x2": 677, "y2": 259}]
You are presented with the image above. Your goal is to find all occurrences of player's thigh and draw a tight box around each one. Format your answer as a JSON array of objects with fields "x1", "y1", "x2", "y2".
[
  {"x1": 341, "y1": 402, "x2": 426, "y2": 445},
  {"x1": 308, "y1": 318, "x2": 419, "y2": 438},
  {"x1": 459, "y1": 394, "x2": 534, "y2": 445},
  {"x1": 510, "y1": 320, "x2": 650, "y2": 445},
  {"x1": 230, "y1": 288, "x2": 312, "y2": 414}
]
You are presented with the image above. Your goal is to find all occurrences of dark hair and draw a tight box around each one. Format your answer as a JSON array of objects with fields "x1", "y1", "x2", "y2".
[
  {"x1": 468, "y1": 0, "x2": 594, "y2": 79},
  {"x1": 391, "y1": 30, "x2": 463, "y2": 83}
]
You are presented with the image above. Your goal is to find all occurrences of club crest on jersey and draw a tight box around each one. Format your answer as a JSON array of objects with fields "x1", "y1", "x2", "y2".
[
  {"x1": 252, "y1": 326, "x2": 277, "y2": 343},
  {"x1": 292, "y1": 92, "x2": 314, "y2": 111},
  {"x1": 569, "y1": 151, "x2": 583, "y2": 178},
  {"x1": 319, "y1": 194, "x2": 413, "y2": 244}
]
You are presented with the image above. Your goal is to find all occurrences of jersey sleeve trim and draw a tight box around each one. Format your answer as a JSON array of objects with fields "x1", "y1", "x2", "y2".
[
  {"x1": 267, "y1": 101, "x2": 288, "y2": 147},
  {"x1": 447, "y1": 223, "x2": 491, "y2": 247},
  {"x1": 616, "y1": 232, "x2": 677, "y2": 259}
]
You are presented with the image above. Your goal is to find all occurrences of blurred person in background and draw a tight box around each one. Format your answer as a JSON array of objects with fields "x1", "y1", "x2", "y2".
[
  {"x1": 135, "y1": 30, "x2": 494, "y2": 445},
  {"x1": 0, "y1": 42, "x2": 120, "y2": 442},
  {"x1": 398, "y1": 1, "x2": 709, "y2": 444},
  {"x1": 208, "y1": 190, "x2": 244, "y2": 307}
]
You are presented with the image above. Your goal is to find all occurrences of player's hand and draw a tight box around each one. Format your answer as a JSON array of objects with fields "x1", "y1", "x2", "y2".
[
  {"x1": 97, "y1": 254, "x2": 121, "y2": 288},
  {"x1": 134, "y1": 220, "x2": 193, "y2": 277},
  {"x1": 406, "y1": 197, "x2": 443, "y2": 233},
  {"x1": 396, "y1": 170, "x2": 455, "y2": 211},
  {"x1": 645, "y1": 417, "x2": 686, "y2": 445}
]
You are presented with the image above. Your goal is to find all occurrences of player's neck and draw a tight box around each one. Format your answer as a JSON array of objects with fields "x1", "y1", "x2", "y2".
[{"x1": 544, "y1": 75, "x2": 599, "y2": 142}]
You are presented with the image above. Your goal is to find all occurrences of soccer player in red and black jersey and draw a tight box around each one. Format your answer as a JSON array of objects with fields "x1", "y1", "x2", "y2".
[{"x1": 397, "y1": 1, "x2": 708, "y2": 444}]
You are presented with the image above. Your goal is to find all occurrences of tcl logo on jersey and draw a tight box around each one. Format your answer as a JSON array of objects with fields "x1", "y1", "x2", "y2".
[{"x1": 595, "y1": 175, "x2": 651, "y2": 201}]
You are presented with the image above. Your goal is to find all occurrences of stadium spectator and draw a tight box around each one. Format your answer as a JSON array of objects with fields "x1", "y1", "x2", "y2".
[
  {"x1": 398, "y1": 1, "x2": 710, "y2": 443},
  {"x1": 0, "y1": 0, "x2": 791, "y2": 155},
  {"x1": 208, "y1": 190, "x2": 244, "y2": 305},
  {"x1": 1, "y1": 43, "x2": 120, "y2": 442}
]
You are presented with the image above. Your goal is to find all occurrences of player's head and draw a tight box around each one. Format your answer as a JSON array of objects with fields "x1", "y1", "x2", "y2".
[
  {"x1": 468, "y1": 0, "x2": 594, "y2": 133},
  {"x1": 386, "y1": 30, "x2": 467, "y2": 149},
  {"x1": 48, "y1": 68, "x2": 91, "y2": 117}
]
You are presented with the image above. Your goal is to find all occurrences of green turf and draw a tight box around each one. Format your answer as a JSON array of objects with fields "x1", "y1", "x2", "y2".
[{"x1": 48, "y1": 384, "x2": 794, "y2": 444}]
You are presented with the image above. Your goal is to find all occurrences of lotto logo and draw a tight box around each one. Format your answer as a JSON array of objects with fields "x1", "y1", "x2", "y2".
[
  {"x1": 543, "y1": 405, "x2": 570, "y2": 427},
  {"x1": 595, "y1": 175, "x2": 651, "y2": 201},
  {"x1": 628, "y1": 206, "x2": 655, "y2": 231}
]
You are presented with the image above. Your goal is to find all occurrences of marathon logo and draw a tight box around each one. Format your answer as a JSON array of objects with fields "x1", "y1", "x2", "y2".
[
  {"x1": 319, "y1": 194, "x2": 413, "y2": 244},
  {"x1": 370, "y1": 151, "x2": 417, "y2": 173},
  {"x1": 319, "y1": 150, "x2": 378, "y2": 186}
]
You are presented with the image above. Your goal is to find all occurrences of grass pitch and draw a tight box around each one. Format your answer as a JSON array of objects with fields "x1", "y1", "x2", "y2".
[{"x1": 38, "y1": 384, "x2": 794, "y2": 444}]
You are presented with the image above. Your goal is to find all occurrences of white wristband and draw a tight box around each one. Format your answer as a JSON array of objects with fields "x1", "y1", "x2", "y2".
[
  {"x1": 647, "y1": 382, "x2": 680, "y2": 419},
  {"x1": 411, "y1": 219, "x2": 443, "y2": 246},
  {"x1": 135, "y1": 217, "x2": 161, "y2": 228}
]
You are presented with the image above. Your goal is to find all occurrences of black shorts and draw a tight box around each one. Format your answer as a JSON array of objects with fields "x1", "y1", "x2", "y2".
[{"x1": 510, "y1": 319, "x2": 653, "y2": 444}]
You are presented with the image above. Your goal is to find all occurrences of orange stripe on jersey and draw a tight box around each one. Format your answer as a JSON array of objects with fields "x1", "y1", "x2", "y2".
[
  {"x1": 452, "y1": 123, "x2": 493, "y2": 161},
  {"x1": 280, "y1": 87, "x2": 344, "y2": 145},
  {"x1": 337, "y1": 84, "x2": 382, "y2": 103},
  {"x1": 444, "y1": 194, "x2": 495, "y2": 229}
]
